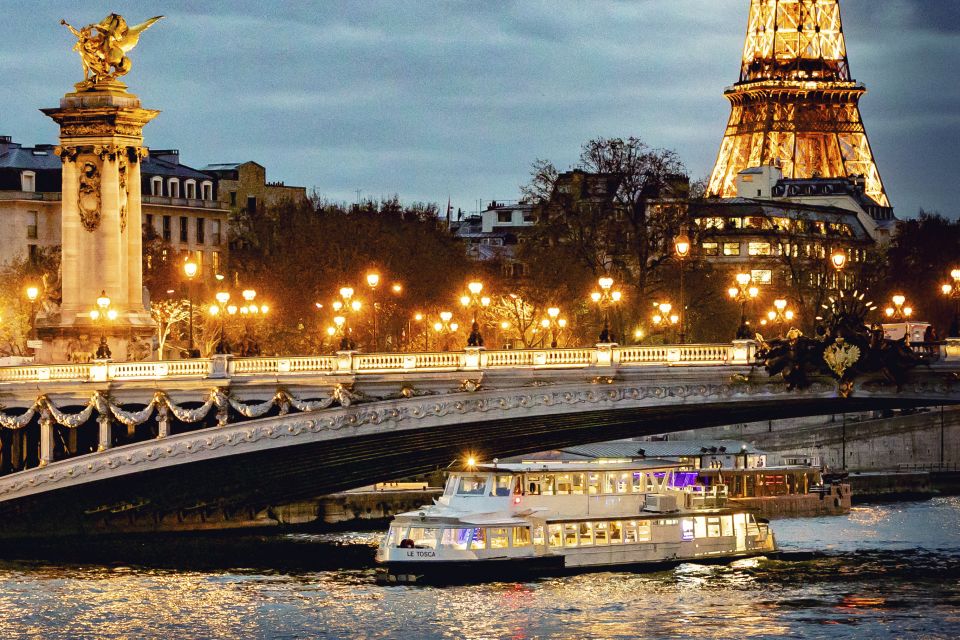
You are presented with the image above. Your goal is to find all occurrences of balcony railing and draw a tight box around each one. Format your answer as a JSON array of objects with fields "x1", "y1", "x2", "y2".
[
  {"x1": 142, "y1": 195, "x2": 227, "y2": 210},
  {"x1": 0, "y1": 342, "x2": 763, "y2": 385}
]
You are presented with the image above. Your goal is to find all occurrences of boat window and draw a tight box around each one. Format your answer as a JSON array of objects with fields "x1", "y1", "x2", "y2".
[
  {"x1": 555, "y1": 473, "x2": 573, "y2": 495},
  {"x1": 682, "y1": 519, "x2": 695, "y2": 541},
  {"x1": 694, "y1": 517, "x2": 707, "y2": 539},
  {"x1": 707, "y1": 517, "x2": 722, "y2": 538},
  {"x1": 587, "y1": 472, "x2": 601, "y2": 495},
  {"x1": 563, "y1": 523, "x2": 578, "y2": 547},
  {"x1": 734, "y1": 513, "x2": 747, "y2": 531},
  {"x1": 469, "y1": 528, "x2": 486, "y2": 550},
  {"x1": 493, "y1": 475, "x2": 512, "y2": 497},
  {"x1": 533, "y1": 525, "x2": 545, "y2": 546},
  {"x1": 441, "y1": 528, "x2": 471, "y2": 550},
  {"x1": 603, "y1": 473, "x2": 616, "y2": 494},
  {"x1": 489, "y1": 527, "x2": 509, "y2": 549},
  {"x1": 637, "y1": 521, "x2": 651, "y2": 542},
  {"x1": 444, "y1": 475, "x2": 458, "y2": 497},
  {"x1": 612, "y1": 472, "x2": 631, "y2": 493},
  {"x1": 514, "y1": 476, "x2": 523, "y2": 495},
  {"x1": 541, "y1": 474, "x2": 555, "y2": 496},
  {"x1": 526, "y1": 475, "x2": 541, "y2": 495},
  {"x1": 721, "y1": 516, "x2": 734, "y2": 537},
  {"x1": 548, "y1": 524, "x2": 563, "y2": 548},
  {"x1": 408, "y1": 527, "x2": 439, "y2": 549},
  {"x1": 571, "y1": 473, "x2": 585, "y2": 494},
  {"x1": 594, "y1": 521, "x2": 609, "y2": 545},
  {"x1": 512, "y1": 527, "x2": 531, "y2": 547},
  {"x1": 624, "y1": 521, "x2": 638, "y2": 544},
  {"x1": 578, "y1": 522, "x2": 594, "y2": 546},
  {"x1": 386, "y1": 526, "x2": 399, "y2": 547},
  {"x1": 457, "y1": 476, "x2": 488, "y2": 496},
  {"x1": 609, "y1": 521, "x2": 623, "y2": 544},
  {"x1": 632, "y1": 472, "x2": 647, "y2": 493}
]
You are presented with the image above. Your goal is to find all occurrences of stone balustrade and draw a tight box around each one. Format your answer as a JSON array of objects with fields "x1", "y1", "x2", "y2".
[{"x1": 0, "y1": 342, "x2": 762, "y2": 386}]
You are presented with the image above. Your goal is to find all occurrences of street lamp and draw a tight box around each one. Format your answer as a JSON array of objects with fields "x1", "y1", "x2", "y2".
[
  {"x1": 591, "y1": 276, "x2": 623, "y2": 343},
  {"x1": 25, "y1": 285, "x2": 39, "y2": 344},
  {"x1": 90, "y1": 289, "x2": 118, "y2": 359},
  {"x1": 460, "y1": 281, "x2": 491, "y2": 347},
  {"x1": 651, "y1": 302, "x2": 679, "y2": 342},
  {"x1": 884, "y1": 294, "x2": 913, "y2": 322},
  {"x1": 211, "y1": 290, "x2": 231, "y2": 353},
  {"x1": 183, "y1": 258, "x2": 198, "y2": 357},
  {"x1": 434, "y1": 311, "x2": 459, "y2": 352},
  {"x1": 366, "y1": 272, "x2": 380, "y2": 351},
  {"x1": 728, "y1": 273, "x2": 759, "y2": 339},
  {"x1": 766, "y1": 298, "x2": 796, "y2": 337},
  {"x1": 333, "y1": 286, "x2": 361, "y2": 350},
  {"x1": 674, "y1": 227, "x2": 691, "y2": 343},
  {"x1": 941, "y1": 269, "x2": 960, "y2": 338},
  {"x1": 542, "y1": 306, "x2": 566, "y2": 348}
]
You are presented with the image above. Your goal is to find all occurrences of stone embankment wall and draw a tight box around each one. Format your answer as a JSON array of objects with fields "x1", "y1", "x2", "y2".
[{"x1": 666, "y1": 406, "x2": 960, "y2": 472}]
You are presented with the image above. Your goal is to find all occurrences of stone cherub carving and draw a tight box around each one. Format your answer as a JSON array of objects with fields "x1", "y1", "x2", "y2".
[{"x1": 60, "y1": 14, "x2": 163, "y2": 86}]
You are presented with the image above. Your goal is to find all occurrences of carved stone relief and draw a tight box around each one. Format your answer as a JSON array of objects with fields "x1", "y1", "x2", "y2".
[{"x1": 77, "y1": 155, "x2": 101, "y2": 232}]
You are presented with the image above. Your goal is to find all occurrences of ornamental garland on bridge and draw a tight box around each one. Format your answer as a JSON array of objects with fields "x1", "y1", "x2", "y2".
[{"x1": 0, "y1": 384, "x2": 364, "y2": 431}]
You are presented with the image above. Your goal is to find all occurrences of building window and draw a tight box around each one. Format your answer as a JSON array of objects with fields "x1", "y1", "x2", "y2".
[
  {"x1": 168, "y1": 179, "x2": 180, "y2": 199},
  {"x1": 212, "y1": 220, "x2": 222, "y2": 245},
  {"x1": 161, "y1": 248, "x2": 169, "y2": 262},
  {"x1": 179, "y1": 216, "x2": 188, "y2": 242},
  {"x1": 748, "y1": 242, "x2": 771, "y2": 256},
  {"x1": 201, "y1": 181, "x2": 213, "y2": 201},
  {"x1": 151, "y1": 176, "x2": 163, "y2": 196},
  {"x1": 26, "y1": 211, "x2": 38, "y2": 239},
  {"x1": 21, "y1": 171, "x2": 36, "y2": 192},
  {"x1": 522, "y1": 210, "x2": 534, "y2": 223},
  {"x1": 196, "y1": 218, "x2": 205, "y2": 244},
  {"x1": 212, "y1": 250, "x2": 221, "y2": 275},
  {"x1": 229, "y1": 191, "x2": 237, "y2": 207},
  {"x1": 723, "y1": 242, "x2": 741, "y2": 256},
  {"x1": 145, "y1": 213, "x2": 154, "y2": 231},
  {"x1": 28, "y1": 244, "x2": 38, "y2": 264},
  {"x1": 751, "y1": 269, "x2": 772, "y2": 285},
  {"x1": 162, "y1": 215, "x2": 171, "y2": 241},
  {"x1": 246, "y1": 195, "x2": 257, "y2": 213},
  {"x1": 185, "y1": 179, "x2": 197, "y2": 200},
  {"x1": 497, "y1": 211, "x2": 512, "y2": 223},
  {"x1": 701, "y1": 242, "x2": 719, "y2": 256}
]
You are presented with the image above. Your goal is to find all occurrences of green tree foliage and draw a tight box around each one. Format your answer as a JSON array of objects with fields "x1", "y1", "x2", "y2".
[{"x1": 0, "y1": 248, "x2": 60, "y2": 357}]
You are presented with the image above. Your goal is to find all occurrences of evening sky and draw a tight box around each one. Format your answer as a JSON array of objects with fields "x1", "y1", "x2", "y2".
[{"x1": 1, "y1": 1, "x2": 956, "y2": 218}]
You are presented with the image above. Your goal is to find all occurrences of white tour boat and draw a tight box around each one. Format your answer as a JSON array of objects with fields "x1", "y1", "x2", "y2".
[{"x1": 376, "y1": 460, "x2": 777, "y2": 583}]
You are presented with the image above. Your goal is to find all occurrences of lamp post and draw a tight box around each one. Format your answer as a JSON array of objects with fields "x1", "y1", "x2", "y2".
[
  {"x1": 830, "y1": 248, "x2": 847, "y2": 293},
  {"x1": 590, "y1": 276, "x2": 622, "y2": 343},
  {"x1": 460, "y1": 281, "x2": 490, "y2": 347},
  {"x1": 412, "y1": 312, "x2": 427, "y2": 351},
  {"x1": 366, "y1": 272, "x2": 380, "y2": 351},
  {"x1": 727, "y1": 273, "x2": 759, "y2": 339},
  {"x1": 766, "y1": 298, "x2": 796, "y2": 337},
  {"x1": 333, "y1": 286, "x2": 361, "y2": 350},
  {"x1": 884, "y1": 294, "x2": 913, "y2": 322},
  {"x1": 25, "y1": 285, "x2": 39, "y2": 343},
  {"x1": 433, "y1": 311, "x2": 459, "y2": 352},
  {"x1": 941, "y1": 269, "x2": 960, "y2": 338},
  {"x1": 90, "y1": 289, "x2": 117, "y2": 360},
  {"x1": 183, "y1": 258, "x2": 198, "y2": 357},
  {"x1": 674, "y1": 227, "x2": 691, "y2": 343},
  {"x1": 211, "y1": 290, "x2": 231, "y2": 353},
  {"x1": 540, "y1": 306, "x2": 567, "y2": 348},
  {"x1": 651, "y1": 302, "x2": 679, "y2": 342}
]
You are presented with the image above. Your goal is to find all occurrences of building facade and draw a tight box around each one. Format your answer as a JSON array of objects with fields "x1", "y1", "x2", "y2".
[
  {"x1": 202, "y1": 161, "x2": 307, "y2": 215},
  {"x1": 451, "y1": 200, "x2": 534, "y2": 277},
  {"x1": 0, "y1": 137, "x2": 230, "y2": 281}
]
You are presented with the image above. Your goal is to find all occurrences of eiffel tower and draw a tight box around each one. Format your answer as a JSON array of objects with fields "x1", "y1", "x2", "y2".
[{"x1": 707, "y1": 0, "x2": 890, "y2": 207}]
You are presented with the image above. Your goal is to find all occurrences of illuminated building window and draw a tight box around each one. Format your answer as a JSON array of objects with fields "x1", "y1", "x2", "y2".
[
  {"x1": 723, "y1": 242, "x2": 741, "y2": 256},
  {"x1": 702, "y1": 242, "x2": 719, "y2": 256},
  {"x1": 212, "y1": 251, "x2": 221, "y2": 274},
  {"x1": 748, "y1": 242, "x2": 771, "y2": 256},
  {"x1": 751, "y1": 270, "x2": 772, "y2": 285}
]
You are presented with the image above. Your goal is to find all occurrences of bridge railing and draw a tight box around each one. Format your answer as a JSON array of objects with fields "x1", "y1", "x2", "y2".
[{"x1": 0, "y1": 341, "x2": 761, "y2": 386}]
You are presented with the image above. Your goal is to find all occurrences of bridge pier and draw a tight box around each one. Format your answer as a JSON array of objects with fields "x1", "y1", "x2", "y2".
[
  {"x1": 97, "y1": 413, "x2": 112, "y2": 452},
  {"x1": 39, "y1": 409, "x2": 54, "y2": 467}
]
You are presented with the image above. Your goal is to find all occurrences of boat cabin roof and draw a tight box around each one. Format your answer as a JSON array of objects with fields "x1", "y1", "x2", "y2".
[{"x1": 472, "y1": 460, "x2": 683, "y2": 474}]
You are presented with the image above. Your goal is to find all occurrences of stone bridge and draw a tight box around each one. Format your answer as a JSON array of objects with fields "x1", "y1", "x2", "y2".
[{"x1": 1, "y1": 342, "x2": 958, "y2": 539}]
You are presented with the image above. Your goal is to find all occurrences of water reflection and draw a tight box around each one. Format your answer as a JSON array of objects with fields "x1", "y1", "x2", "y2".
[{"x1": 0, "y1": 498, "x2": 958, "y2": 639}]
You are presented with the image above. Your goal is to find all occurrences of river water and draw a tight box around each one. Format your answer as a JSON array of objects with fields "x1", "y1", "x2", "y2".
[{"x1": 1, "y1": 497, "x2": 959, "y2": 639}]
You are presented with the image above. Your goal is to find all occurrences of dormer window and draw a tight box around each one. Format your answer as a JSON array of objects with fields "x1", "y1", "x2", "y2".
[
  {"x1": 201, "y1": 181, "x2": 213, "y2": 201},
  {"x1": 21, "y1": 171, "x2": 36, "y2": 192},
  {"x1": 167, "y1": 178, "x2": 180, "y2": 199},
  {"x1": 185, "y1": 179, "x2": 197, "y2": 200},
  {"x1": 151, "y1": 176, "x2": 163, "y2": 196}
]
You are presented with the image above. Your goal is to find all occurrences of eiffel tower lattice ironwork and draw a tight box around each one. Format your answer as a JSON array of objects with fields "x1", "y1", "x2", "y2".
[{"x1": 707, "y1": 0, "x2": 890, "y2": 207}]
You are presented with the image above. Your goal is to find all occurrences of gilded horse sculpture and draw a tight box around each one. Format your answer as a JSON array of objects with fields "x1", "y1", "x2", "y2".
[{"x1": 60, "y1": 14, "x2": 163, "y2": 86}]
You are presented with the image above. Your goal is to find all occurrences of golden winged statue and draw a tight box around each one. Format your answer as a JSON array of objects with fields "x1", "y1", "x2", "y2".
[{"x1": 61, "y1": 14, "x2": 163, "y2": 86}]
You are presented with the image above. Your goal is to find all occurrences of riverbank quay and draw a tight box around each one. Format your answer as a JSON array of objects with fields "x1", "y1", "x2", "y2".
[{"x1": 849, "y1": 469, "x2": 960, "y2": 502}]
